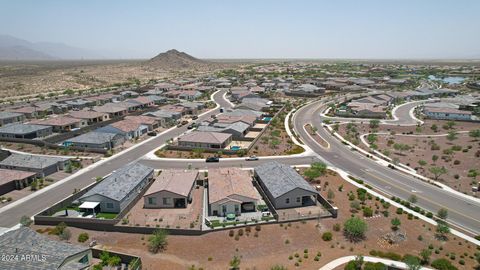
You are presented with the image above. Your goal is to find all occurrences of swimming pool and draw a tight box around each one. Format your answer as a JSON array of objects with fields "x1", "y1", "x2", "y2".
[
  {"x1": 262, "y1": 117, "x2": 272, "y2": 122},
  {"x1": 230, "y1": 146, "x2": 241, "y2": 151}
]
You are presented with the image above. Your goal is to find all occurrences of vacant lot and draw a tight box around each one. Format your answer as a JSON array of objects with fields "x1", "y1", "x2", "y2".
[
  {"x1": 32, "y1": 169, "x2": 478, "y2": 270},
  {"x1": 337, "y1": 119, "x2": 480, "y2": 195},
  {"x1": 0, "y1": 60, "x2": 168, "y2": 98}
]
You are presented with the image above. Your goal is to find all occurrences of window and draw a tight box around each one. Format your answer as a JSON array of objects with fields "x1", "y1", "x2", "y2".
[
  {"x1": 222, "y1": 205, "x2": 227, "y2": 213},
  {"x1": 148, "y1": 197, "x2": 157, "y2": 205},
  {"x1": 162, "y1": 198, "x2": 170, "y2": 205},
  {"x1": 234, "y1": 205, "x2": 239, "y2": 213},
  {"x1": 106, "y1": 202, "x2": 114, "y2": 209},
  {"x1": 285, "y1": 198, "x2": 290, "y2": 204},
  {"x1": 296, "y1": 197, "x2": 301, "y2": 203}
]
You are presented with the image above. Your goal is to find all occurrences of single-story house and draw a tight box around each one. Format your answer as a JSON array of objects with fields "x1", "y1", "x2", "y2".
[
  {"x1": 124, "y1": 115, "x2": 159, "y2": 131},
  {"x1": 31, "y1": 116, "x2": 88, "y2": 133},
  {"x1": 0, "y1": 123, "x2": 53, "y2": 139},
  {"x1": 143, "y1": 169, "x2": 198, "y2": 208},
  {"x1": 78, "y1": 162, "x2": 154, "y2": 214},
  {"x1": 208, "y1": 168, "x2": 261, "y2": 217},
  {"x1": 0, "y1": 227, "x2": 92, "y2": 270},
  {"x1": 235, "y1": 98, "x2": 271, "y2": 111},
  {"x1": 197, "y1": 121, "x2": 250, "y2": 139},
  {"x1": 63, "y1": 131, "x2": 126, "y2": 150},
  {"x1": 285, "y1": 84, "x2": 325, "y2": 97},
  {"x1": 8, "y1": 106, "x2": 40, "y2": 118},
  {"x1": 0, "y1": 153, "x2": 70, "y2": 178},
  {"x1": 96, "y1": 119, "x2": 147, "y2": 139},
  {"x1": 64, "y1": 99, "x2": 93, "y2": 110},
  {"x1": 178, "y1": 131, "x2": 232, "y2": 149},
  {"x1": 423, "y1": 106, "x2": 473, "y2": 121},
  {"x1": 0, "y1": 112, "x2": 25, "y2": 127},
  {"x1": 254, "y1": 161, "x2": 319, "y2": 209},
  {"x1": 0, "y1": 169, "x2": 36, "y2": 196},
  {"x1": 68, "y1": 110, "x2": 110, "y2": 124},
  {"x1": 93, "y1": 103, "x2": 128, "y2": 118}
]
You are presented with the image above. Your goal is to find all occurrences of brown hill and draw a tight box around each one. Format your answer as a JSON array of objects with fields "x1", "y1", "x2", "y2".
[{"x1": 144, "y1": 49, "x2": 217, "y2": 70}]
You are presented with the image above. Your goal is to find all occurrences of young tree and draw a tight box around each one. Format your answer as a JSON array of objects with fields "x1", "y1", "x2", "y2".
[
  {"x1": 446, "y1": 131, "x2": 458, "y2": 141},
  {"x1": 468, "y1": 169, "x2": 478, "y2": 181},
  {"x1": 367, "y1": 134, "x2": 377, "y2": 144},
  {"x1": 420, "y1": 249, "x2": 432, "y2": 265},
  {"x1": 270, "y1": 265, "x2": 288, "y2": 270},
  {"x1": 436, "y1": 222, "x2": 450, "y2": 240},
  {"x1": 431, "y1": 154, "x2": 439, "y2": 163},
  {"x1": 469, "y1": 129, "x2": 480, "y2": 139},
  {"x1": 444, "y1": 121, "x2": 456, "y2": 130},
  {"x1": 430, "y1": 124, "x2": 438, "y2": 132},
  {"x1": 408, "y1": 194, "x2": 418, "y2": 204},
  {"x1": 148, "y1": 229, "x2": 168, "y2": 253},
  {"x1": 437, "y1": 208, "x2": 448, "y2": 220},
  {"x1": 327, "y1": 189, "x2": 335, "y2": 201},
  {"x1": 343, "y1": 217, "x2": 368, "y2": 242},
  {"x1": 391, "y1": 218, "x2": 401, "y2": 231},
  {"x1": 107, "y1": 256, "x2": 121, "y2": 267},
  {"x1": 429, "y1": 166, "x2": 447, "y2": 180},
  {"x1": 229, "y1": 255, "x2": 241, "y2": 270},
  {"x1": 369, "y1": 119, "x2": 380, "y2": 129},
  {"x1": 418, "y1": 160, "x2": 427, "y2": 167},
  {"x1": 403, "y1": 255, "x2": 421, "y2": 270}
]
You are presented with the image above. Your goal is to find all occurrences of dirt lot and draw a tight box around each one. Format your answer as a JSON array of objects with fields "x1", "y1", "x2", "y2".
[
  {"x1": 121, "y1": 186, "x2": 203, "y2": 230},
  {"x1": 32, "y1": 169, "x2": 479, "y2": 270},
  {"x1": 337, "y1": 119, "x2": 480, "y2": 195}
]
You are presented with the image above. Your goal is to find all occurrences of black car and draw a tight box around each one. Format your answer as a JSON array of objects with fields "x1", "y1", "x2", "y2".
[
  {"x1": 192, "y1": 115, "x2": 198, "y2": 120},
  {"x1": 205, "y1": 157, "x2": 220, "y2": 162},
  {"x1": 147, "y1": 131, "x2": 157, "y2": 136}
]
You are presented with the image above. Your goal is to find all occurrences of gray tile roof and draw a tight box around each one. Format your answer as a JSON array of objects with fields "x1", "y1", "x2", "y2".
[
  {"x1": 66, "y1": 131, "x2": 120, "y2": 144},
  {"x1": 0, "y1": 111, "x2": 24, "y2": 120},
  {"x1": 0, "y1": 153, "x2": 68, "y2": 170},
  {"x1": 0, "y1": 123, "x2": 51, "y2": 135},
  {"x1": 255, "y1": 161, "x2": 317, "y2": 198},
  {"x1": 0, "y1": 227, "x2": 89, "y2": 270},
  {"x1": 80, "y1": 162, "x2": 153, "y2": 202}
]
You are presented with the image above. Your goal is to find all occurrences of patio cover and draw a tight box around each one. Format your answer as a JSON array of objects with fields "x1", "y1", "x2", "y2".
[{"x1": 79, "y1": 201, "x2": 100, "y2": 209}]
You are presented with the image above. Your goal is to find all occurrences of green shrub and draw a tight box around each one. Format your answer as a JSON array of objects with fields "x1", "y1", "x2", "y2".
[
  {"x1": 431, "y1": 258, "x2": 458, "y2": 270},
  {"x1": 78, "y1": 232, "x2": 89, "y2": 243},
  {"x1": 322, "y1": 232, "x2": 333, "y2": 241}
]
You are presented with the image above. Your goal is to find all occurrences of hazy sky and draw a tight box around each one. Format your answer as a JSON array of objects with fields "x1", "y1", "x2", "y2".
[{"x1": 1, "y1": 0, "x2": 479, "y2": 59}]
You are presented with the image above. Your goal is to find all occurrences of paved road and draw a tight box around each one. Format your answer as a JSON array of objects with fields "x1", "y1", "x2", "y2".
[
  {"x1": 0, "y1": 90, "x2": 232, "y2": 228},
  {"x1": 293, "y1": 100, "x2": 480, "y2": 234}
]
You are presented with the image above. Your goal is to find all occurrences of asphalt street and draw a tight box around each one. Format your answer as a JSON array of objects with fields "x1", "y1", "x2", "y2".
[
  {"x1": 0, "y1": 90, "x2": 232, "y2": 228},
  {"x1": 293, "y1": 99, "x2": 480, "y2": 234}
]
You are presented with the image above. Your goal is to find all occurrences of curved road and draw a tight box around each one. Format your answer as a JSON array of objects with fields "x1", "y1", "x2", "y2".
[{"x1": 293, "y1": 99, "x2": 480, "y2": 234}]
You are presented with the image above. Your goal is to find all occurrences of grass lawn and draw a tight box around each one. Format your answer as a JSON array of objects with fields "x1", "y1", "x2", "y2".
[{"x1": 96, "y1": 212, "x2": 117, "y2": 219}]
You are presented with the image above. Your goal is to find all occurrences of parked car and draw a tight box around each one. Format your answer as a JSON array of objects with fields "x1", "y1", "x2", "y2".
[
  {"x1": 192, "y1": 115, "x2": 198, "y2": 120},
  {"x1": 245, "y1": 155, "x2": 259, "y2": 161},
  {"x1": 220, "y1": 107, "x2": 225, "y2": 113},
  {"x1": 187, "y1": 123, "x2": 196, "y2": 129},
  {"x1": 147, "y1": 131, "x2": 157, "y2": 136},
  {"x1": 205, "y1": 157, "x2": 220, "y2": 162},
  {"x1": 181, "y1": 120, "x2": 189, "y2": 125}
]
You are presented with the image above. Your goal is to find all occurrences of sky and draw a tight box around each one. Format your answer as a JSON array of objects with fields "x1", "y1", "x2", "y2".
[{"x1": 1, "y1": 0, "x2": 479, "y2": 59}]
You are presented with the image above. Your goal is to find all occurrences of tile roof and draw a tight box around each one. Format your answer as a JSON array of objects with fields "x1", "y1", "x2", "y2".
[
  {"x1": 144, "y1": 169, "x2": 198, "y2": 197},
  {"x1": 93, "y1": 103, "x2": 128, "y2": 113},
  {"x1": 0, "y1": 123, "x2": 51, "y2": 135},
  {"x1": 124, "y1": 115, "x2": 157, "y2": 125},
  {"x1": 109, "y1": 119, "x2": 142, "y2": 132},
  {"x1": 178, "y1": 131, "x2": 232, "y2": 144},
  {"x1": 31, "y1": 116, "x2": 81, "y2": 127},
  {"x1": 0, "y1": 153, "x2": 68, "y2": 170},
  {"x1": 0, "y1": 227, "x2": 90, "y2": 270},
  {"x1": 208, "y1": 168, "x2": 260, "y2": 204},
  {"x1": 68, "y1": 110, "x2": 107, "y2": 120},
  {"x1": 0, "y1": 111, "x2": 24, "y2": 119},
  {"x1": 255, "y1": 161, "x2": 317, "y2": 198},
  {"x1": 0, "y1": 169, "x2": 36, "y2": 185},
  {"x1": 66, "y1": 131, "x2": 120, "y2": 144},
  {"x1": 80, "y1": 162, "x2": 153, "y2": 202}
]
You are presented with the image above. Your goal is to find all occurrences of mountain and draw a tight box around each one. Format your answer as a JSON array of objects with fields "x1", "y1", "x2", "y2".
[
  {"x1": 145, "y1": 49, "x2": 216, "y2": 70},
  {"x1": 0, "y1": 45, "x2": 56, "y2": 60},
  {"x1": 0, "y1": 34, "x2": 105, "y2": 60}
]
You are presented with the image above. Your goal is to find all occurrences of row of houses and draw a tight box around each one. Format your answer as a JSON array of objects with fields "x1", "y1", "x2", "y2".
[
  {"x1": 0, "y1": 151, "x2": 70, "y2": 196},
  {"x1": 76, "y1": 161, "x2": 323, "y2": 221},
  {"x1": 422, "y1": 94, "x2": 480, "y2": 121}
]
